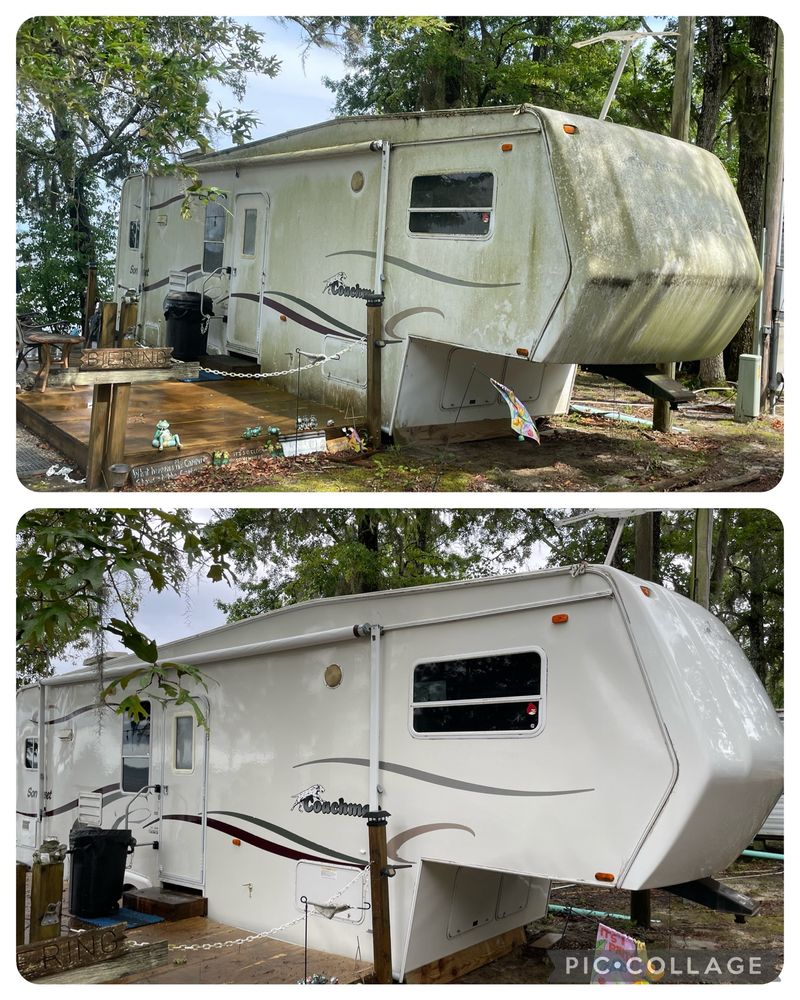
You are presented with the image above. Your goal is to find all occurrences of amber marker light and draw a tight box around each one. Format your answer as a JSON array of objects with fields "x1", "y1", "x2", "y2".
[
  {"x1": 552, "y1": 613, "x2": 569, "y2": 624},
  {"x1": 641, "y1": 586, "x2": 652, "y2": 597},
  {"x1": 501, "y1": 142, "x2": 513, "y2": 152},
  {"x1": 563, "y1": 123, "x2": 578, "y2": 134},
  {"x1": 279, "y1": 315, "x2": 287, "y2": 322},
  {"x1": 516, "y1": 347, "x2": 529, "y2": 357},
  {"x1": 232, "y1": 838, "x2": 242, "y2": 846},
  {"x1": 595, "y1": 872, "x2": 615, "y2": 883}
]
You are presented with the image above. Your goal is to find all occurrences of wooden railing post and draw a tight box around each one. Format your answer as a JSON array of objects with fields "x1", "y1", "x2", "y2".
[
  {"x1": 29, "y1": 851, "x2": 63, "y2": 943},
  {"x1": 365, "y1": 295, "x2": 385, "y2": 449},
  {"x1": 17, "y1": 863, "x2": 28, "y2": 946},
  {"x1": 366, "y1": 809, "x2": 393, "y2": 983}
]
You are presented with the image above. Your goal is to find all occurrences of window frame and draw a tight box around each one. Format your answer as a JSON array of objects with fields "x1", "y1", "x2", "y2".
[
  {"x1": 409, "y1": 645, "x2": 547, "y2": 740},
  {"x1": 407, "y1": 169, "x2": 497, "y2": 242},
  {"x1": 121, "y1": 701, "x2": 151, "y2": 792},
  {"x1": 241, "y1": 207, "x2": 258, "y2": 258},
  {"x1": 24, "y1": 737, "x2": 38, "y2": 770},
  {"x1": 172, "y1": 713, "x2": 195, "y2": 774},
  {"x1": 202, "y1": 196, "x2": 228, "y2": 273}
]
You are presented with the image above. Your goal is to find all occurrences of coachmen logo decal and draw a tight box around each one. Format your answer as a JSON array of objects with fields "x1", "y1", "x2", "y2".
[
  {"x1": 291, "y1": 784, "x2": 369, "y2": 818},
  {"x1": 323, "y1": 272, "x2": 376, "y2": 300}
]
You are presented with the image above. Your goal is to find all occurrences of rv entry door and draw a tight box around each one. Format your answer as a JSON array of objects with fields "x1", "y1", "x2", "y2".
[
  {"x1": 226, "y1": 192, "x2": 269, "y2": 358},
  {"x1": 158, "y1": 698, "x2": 209, "y2": 889}
]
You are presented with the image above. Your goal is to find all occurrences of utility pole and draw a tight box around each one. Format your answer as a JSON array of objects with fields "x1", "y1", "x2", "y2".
[
  {"x1": 690, "y1": 509, "x2": 713, "y2": 610},
  {"x1": 653, "y1": 16, "x2": 695, "y2": 433}
]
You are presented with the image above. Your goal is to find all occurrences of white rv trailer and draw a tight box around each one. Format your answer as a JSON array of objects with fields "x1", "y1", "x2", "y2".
[
  {"x1": 116, "y1": 105, "x2": 761, "y2": 441},
  {"x1": 17, "y1": 566, "x2": 782, "y2": 980}
]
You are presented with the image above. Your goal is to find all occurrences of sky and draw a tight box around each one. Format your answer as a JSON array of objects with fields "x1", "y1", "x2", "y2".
[{"x1": 210, "y1": 18, "x2": 348, "y2": 143}]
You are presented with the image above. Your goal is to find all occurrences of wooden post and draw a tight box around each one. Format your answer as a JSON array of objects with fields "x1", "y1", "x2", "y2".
[
  {"x1": 630, "y1": 890, "x2": 651, "y2": 930},
  {"x1": 84, "y1": 264, "x2": 97, "y2": 338},
  {"x1": 105, "y1": 385, "x2": 132, "y2": 479},
  {"x1": 365, "y1": 296, "x2": 384, "y2": 449},
  {"x1": 29, "y1": 857, "x2": 64, "y2": 943},
  {"x1": 86, "y1": 385, "x2": 113, "y2": 490},
  {"x1": 17, "y1": 864, "x2": 28, "y2": 946},
  {"x1": 366, "y1": 810, "x2": 393, "y2": 984},
  {"x1": 119, "y1": 300, "x2": 139, "y2": 347},
  {"x1": 100, "y1": 302, "x2": 118, "y2": 348},
  {"x1": 653, "y1": 15, "x2": 695, "y2": 434}
]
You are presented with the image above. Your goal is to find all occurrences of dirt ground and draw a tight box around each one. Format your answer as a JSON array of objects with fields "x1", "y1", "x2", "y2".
[
  {"x1": 453, "y1": 854, "x2": 783, "y2": 985},
  {"x1": 115, "y1": 371, "x2": 782, "y2": 494}
]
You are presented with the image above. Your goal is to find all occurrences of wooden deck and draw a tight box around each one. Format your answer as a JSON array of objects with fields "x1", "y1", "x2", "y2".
[
  {"x1": 17, "y1": 372, "x2": 353, "y2": 486},
  {"x1": 115, "y1": 916, "x2": 372, "y2": 985}
]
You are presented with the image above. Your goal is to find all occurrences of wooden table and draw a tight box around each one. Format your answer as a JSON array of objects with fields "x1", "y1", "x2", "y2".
[{"x1": 26, "y1": 332, "x2": 82, "y2": 392}]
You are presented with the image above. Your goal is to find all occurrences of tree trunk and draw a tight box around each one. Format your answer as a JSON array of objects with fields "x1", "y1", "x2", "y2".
[
  {"x1": 724, "y1": 17, "x2": 777, "y2": 378},
  {"x1": 747, "y1": 542, "x2": 766, "y2": 684}
]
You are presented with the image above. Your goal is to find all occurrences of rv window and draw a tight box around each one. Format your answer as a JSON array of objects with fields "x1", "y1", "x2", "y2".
[
  {"x1": 24, "y1": 737, "x2": 38, "y2": 770},
  {"x1": 121, "y1": 701, "x2": 151, "y2": 792},
  {"x1": 409, "y1": 172, "x2": 494, "y2": 237},
  {"x1": 412, "y1": 651, "x2": 543, "y2": 736},
  {"x1": 242, "y1": 208, "x2": 258, "y2": 257},
  {"x1": 128, "y1": 221, "x2": 140, "y2": 250},
  {"x1": 174, "y1": 715, "x2": 194, "y2": 771},
  {"x1": 203, "y1": 199, "x2": 227, "y2": 272}
]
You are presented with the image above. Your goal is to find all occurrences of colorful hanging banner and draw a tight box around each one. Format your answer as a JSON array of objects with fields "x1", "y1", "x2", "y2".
[{"x1": 489, "y1": 378, "x2": 540, "y2": 443}]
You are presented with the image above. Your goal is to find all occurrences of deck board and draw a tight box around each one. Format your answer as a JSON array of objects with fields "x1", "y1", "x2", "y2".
[
  {"x1": 113, "y1": 917, "x2": 372, "y2": 985},
  {"x1": 17, "y1": 376, "x2": 352, "y2": 479}
]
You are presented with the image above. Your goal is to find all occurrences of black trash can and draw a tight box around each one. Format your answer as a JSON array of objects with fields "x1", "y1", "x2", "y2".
[
  {"x1": 163, "y1": 290, "x2": 213, "y2": 361},
  {"x1": 68, "y1": 828, "x2": 136, "y2": 918}
]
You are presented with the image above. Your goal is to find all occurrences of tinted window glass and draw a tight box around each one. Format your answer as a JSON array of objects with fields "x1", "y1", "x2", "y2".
[
  {"x1": 122, "y1": 711, "x2": 151, "y2": 751},
  {"x1": 414, "y1": 701, "x2": 540, "y2": 734},
  {"x1": 122, "y1": 756, "x2": 149, "y2": 792},
  {"x1": 411, "y1": 172, "x2": 494, "y2": 209},
  {"x1": 414, "y1": 652, "x2": 541, "y2": 702},
  {"x1": 25, "y1": 738, "x2": 38, "y2": 770},
  {"x1": 175, "y1": 716, "x2": 194, "y2": 771},
  {"x1": 128, "y1": 220, "x2": 140, "y2": 250},
  {"x1": 409, "y1": 211, "x2": 491, "y2": 236},
  {"x1": 242, "y1": 208, "x2": 258, "y2": 256}
]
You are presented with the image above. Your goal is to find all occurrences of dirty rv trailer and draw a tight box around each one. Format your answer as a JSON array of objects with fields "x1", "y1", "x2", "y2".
[
  {"x1": 116, "y1": 105, "x2": 761, "y2": 441},
  {"x1": 17, "y1": 566, "x2": 783, "y2": 980}
]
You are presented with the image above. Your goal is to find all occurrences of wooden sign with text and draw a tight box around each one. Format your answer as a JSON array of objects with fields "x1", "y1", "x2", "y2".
[
  {"x1": 80, "y1": 347, "x2": 173, "y2": 371},
  {"x1": 17, "y1": 923, "x2": 126, "y2": 980}
]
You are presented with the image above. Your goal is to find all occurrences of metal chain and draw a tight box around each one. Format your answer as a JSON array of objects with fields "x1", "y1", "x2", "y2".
[
  {"x1": 169, "y1": 340, "x2": 363, "y2": 380},
  {"x1": 128, "y1": 864, "x2": 371, "y2": 951}
]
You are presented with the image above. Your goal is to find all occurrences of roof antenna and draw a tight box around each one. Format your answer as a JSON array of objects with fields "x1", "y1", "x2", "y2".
[{"x1": 572, "y1": 29, "x2": 678, "y2": 121}]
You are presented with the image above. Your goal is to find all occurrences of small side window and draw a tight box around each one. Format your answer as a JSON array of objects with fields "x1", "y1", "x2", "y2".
[
  {"x1": 121, "y1": 701, "x2": 151, "y2": 792},
  {"x1": 24, "y1": 738, "x2": 38, "y2": 770},
  {"x1": 128, "y1": 220, "x2": 140, "y2": 250},
  {"x1": 409, "y1": 172, "x2": 495, "y2": 238},
  {"x1": 203, "y1": 198, "x2": 227, "y2": 272},
  {"x1": 412, "y1": 650, "x2": 543, "y2": 737},
  {"x1": 242, "y1": 208, "x2": 258, "y2": 257},
  {"x1": 174, "y1": 715, "x2": 194, "y2": 772}
]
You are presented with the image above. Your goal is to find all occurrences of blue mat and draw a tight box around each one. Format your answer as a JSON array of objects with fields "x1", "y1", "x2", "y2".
[
  {"x1": 76, "y1": 906, "x2": 164, "y2": 929},
  {"x1": 179, "y1": 370, "x2": 225, "y2": 382}
]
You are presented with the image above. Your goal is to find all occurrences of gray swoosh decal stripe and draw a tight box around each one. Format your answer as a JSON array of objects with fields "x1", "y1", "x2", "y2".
[
  {"x1": 295, "y1": 758, "x2": 594, "y2": 797},
  {"x1": 326, "y1": 250, "x2": 520, "y2": 289},
  {"x1": 208, "y1": 810, "x2": 363, "y2": 865},
  {"x1": 265, "y1": 291, "x2": 365, "y2": 339}
]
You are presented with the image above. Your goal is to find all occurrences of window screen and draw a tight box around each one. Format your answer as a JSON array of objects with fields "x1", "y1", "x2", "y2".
[
  {"x1": 203, "y1": 199, "x2": 227, "y2": 272},
  {"x1": 174, "y1": 715, "x2": 194, "y2": 771},
  {"x1": 121, "y1": 701, "x2": 151, "y2": 792},
  {"x1": 24, "y1": 737, "x2": 38, "y2": 770},
  {"x1": 412, "y1": 651, "x2": 543, "y2": 735},
  {"x1": 409, "y1": 172, "x2": 494, "y2": 237},
  {"x1": 242, "y1": 208, "x2": 258, "y2": 256}
]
